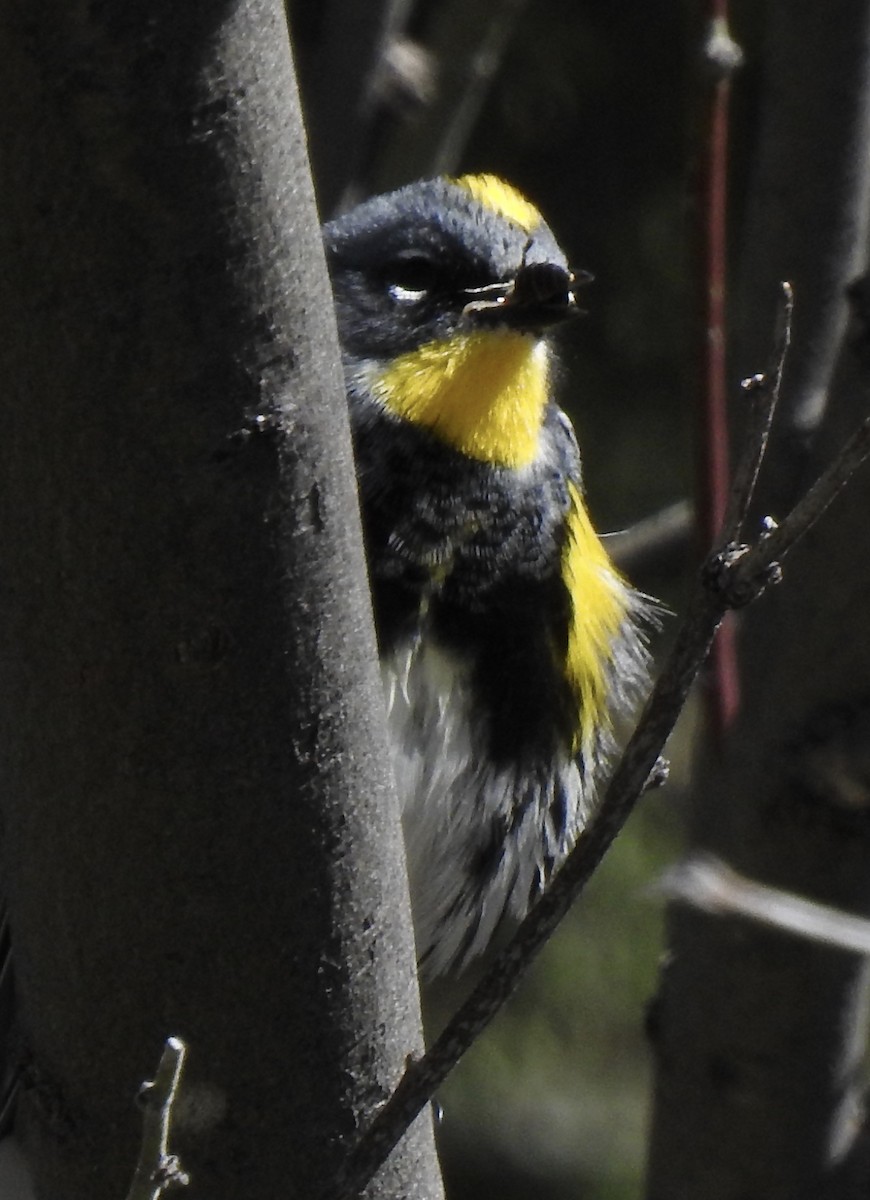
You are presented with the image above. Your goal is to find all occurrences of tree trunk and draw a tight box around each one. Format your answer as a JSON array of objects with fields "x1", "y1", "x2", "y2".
[
  {"x1": 0, "y1": 1, "x2": 443, "y2": 1197},
  {"x1": 647, "y1": 4, "x2": 870, "y2": 1197}
]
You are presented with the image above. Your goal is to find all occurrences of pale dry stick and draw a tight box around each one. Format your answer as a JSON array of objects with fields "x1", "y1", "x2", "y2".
[
  {"x1": 659, "y1": 854, "x2": 870, "y2": 956},
  {"x1": 124, "y1": 1037, "x2": 189, "y2": 1200},
  {"x1": 332, "y1": 292, "x2": 870, "y2": 1200}
]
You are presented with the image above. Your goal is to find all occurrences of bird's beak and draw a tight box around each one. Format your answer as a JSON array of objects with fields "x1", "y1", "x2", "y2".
[{"x1": 461, "y1": 263, "x2": 588, "y2": 331}]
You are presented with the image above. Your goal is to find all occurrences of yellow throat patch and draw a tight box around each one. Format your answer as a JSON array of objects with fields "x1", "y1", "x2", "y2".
[
  {"x1": 562, "y1": 482, "x2": 630, "y2": 756},
  {"x1": 373, "y1": 331, "x2": 550, "y2": 468}
]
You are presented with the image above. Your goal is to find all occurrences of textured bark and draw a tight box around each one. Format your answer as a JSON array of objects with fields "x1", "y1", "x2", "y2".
[
  {"x1": 0, "y1": 2, "x2": 442, "y2": 1197},
  {"x1": 647, "y1": 3, "x2": 870, "y2": 1197}
]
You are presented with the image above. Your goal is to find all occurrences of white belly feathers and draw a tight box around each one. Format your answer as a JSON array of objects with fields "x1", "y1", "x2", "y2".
[{"x1": 382, "y1": 634, "x2": 587, "y2": 978}]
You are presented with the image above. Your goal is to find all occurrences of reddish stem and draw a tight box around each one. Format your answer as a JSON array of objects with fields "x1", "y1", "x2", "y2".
[{"x1": 697, "y1": 8, "x2": 742, "y2": 737}]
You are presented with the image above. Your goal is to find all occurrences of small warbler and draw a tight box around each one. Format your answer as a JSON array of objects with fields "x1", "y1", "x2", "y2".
[{"x1": 324, "y1": 174, "x2": 652, "y2": 979}]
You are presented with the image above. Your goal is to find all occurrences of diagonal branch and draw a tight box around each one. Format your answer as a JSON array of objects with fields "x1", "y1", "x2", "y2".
[{"x1": 743, "y1": 411, "x2": 870, "y2": 572}]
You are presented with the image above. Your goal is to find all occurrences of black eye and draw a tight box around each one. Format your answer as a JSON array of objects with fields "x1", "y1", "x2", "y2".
[{"x1": 385, "y1": 254, "x2": 439, "y2": 303}]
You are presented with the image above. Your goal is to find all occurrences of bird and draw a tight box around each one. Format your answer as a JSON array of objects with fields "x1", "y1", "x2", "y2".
[{"x1": 323, "y1": 173, "x2": 653, "y2": 979}]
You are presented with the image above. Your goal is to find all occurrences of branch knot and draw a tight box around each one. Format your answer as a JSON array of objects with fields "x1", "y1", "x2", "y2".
[{"x1": 702, "y1": 543, "x2": 782, "y2": 609}]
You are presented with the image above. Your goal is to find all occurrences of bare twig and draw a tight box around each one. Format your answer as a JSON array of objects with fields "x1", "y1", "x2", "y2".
[
  {"x1": 124, "y1": 1038, "x2": 189, "y2": 1200},
  {"x1": 658, "y1": 855, "x2": 870, "y2": 956},
  {"x1": 332, "y1": 289, "x2": 870, "y2": 1200},
  {"x1": 722, "y1": 282, "x2": 794, "y2": 541},
  {"x1": 698, "y1": 7, "x2": 744, "y2": 548},
  {"x1": 696, "y1": 5, "x2": 744, "y2": 736}
]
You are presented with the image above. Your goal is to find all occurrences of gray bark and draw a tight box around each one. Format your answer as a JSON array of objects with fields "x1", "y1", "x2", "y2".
[{"x1": 0, "y1": 1, "x2": 442, "y2": 1197}]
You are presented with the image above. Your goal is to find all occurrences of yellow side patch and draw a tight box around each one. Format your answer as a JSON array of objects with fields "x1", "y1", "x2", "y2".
[
  {"x1": 456, "y1": 174, "x2": 542, "y2": 234},
  {"x1": 373, "y1": 331, "x2": 549, "y2": 468},
  {"x1": 562, "y1": 482, "x2": 630, "y2": 755}
]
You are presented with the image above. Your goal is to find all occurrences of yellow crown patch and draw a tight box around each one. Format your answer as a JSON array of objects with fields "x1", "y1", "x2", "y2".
[{"x1": 456, "y1": 174, "x2": 542, "y2": 234}]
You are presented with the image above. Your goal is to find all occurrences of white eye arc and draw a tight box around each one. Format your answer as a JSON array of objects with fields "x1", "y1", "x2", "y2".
[
  {"x1": 389, "y1": 282, "x2": 430, "y2": 304},
  {"x1": 384, "y1": 253, "x2": 439, "y2": 304}
]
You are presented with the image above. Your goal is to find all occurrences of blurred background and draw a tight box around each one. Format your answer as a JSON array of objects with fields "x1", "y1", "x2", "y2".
[{"x1": 289, "y1": 3, "x2": 761, "y2": 1194}]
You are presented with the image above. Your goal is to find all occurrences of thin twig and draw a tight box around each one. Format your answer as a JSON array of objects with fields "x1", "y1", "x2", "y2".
[
  {"x1": 698, "y1": 7, "x2": 743, "y2": 549},
  {"x1": 331, "y1": 285, "x2": 836, "y2": 1200},
  {"x1": 696, "y1": 5, "x2": 744, "y2": 736},
  {"x1": 124, "y1": 1038, "x2": 189, "y2": 1200},
  {"x1": 658, "y1": 854, "x2": 870, "y2": 956},
  {"x1": 721, "y1": 281, "x2": 794, "y2": 542}
]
